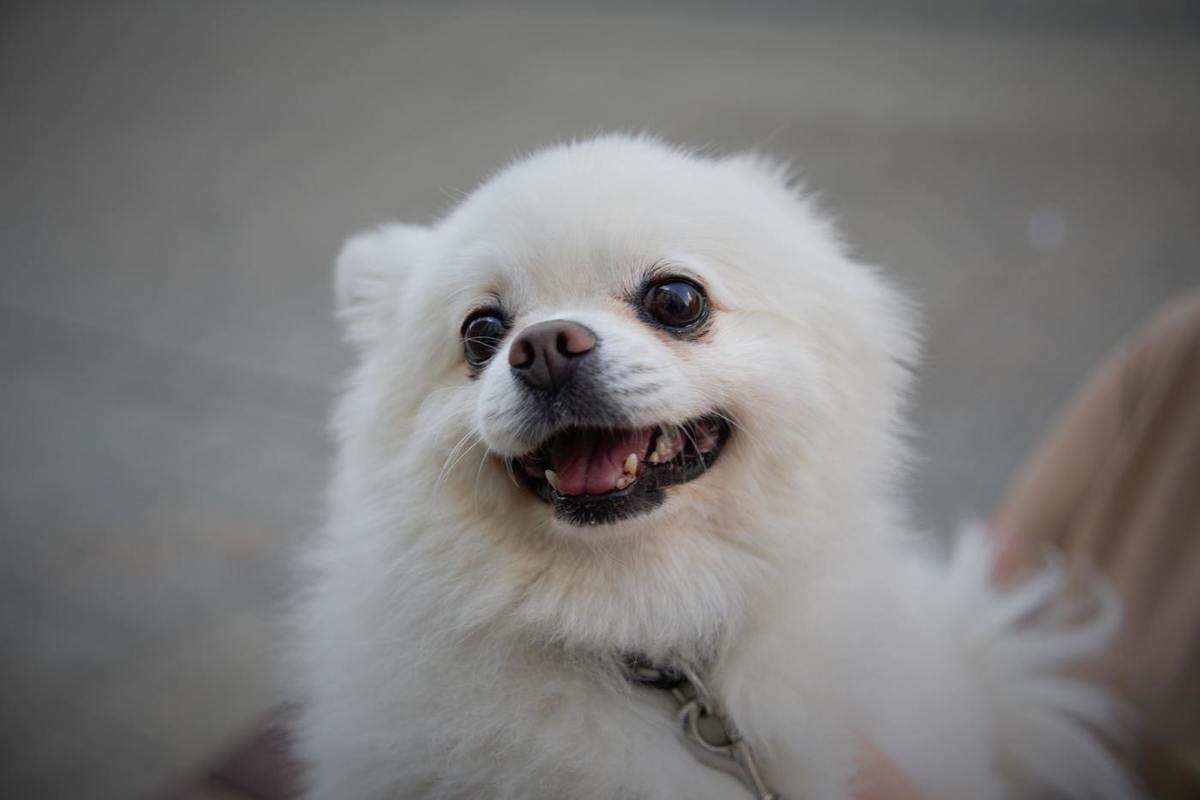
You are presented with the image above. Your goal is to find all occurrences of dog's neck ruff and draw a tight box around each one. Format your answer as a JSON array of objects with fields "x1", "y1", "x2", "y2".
[{"x1": 621, "y1": 655, "x2": 783, "y2": 800}]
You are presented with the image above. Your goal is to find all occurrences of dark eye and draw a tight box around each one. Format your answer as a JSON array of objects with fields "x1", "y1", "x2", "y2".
[
  {"x1": 642, "y1": 279, "x2": 707, "y2": 329},
  {"x1": 461, "y1": 311, "x2": 507, "y2": 368}
]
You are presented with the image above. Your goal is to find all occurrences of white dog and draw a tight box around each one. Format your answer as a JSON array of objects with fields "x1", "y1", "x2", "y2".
[{"x1": 294, "y1": 135, "x2": 1138, "y2": 799}]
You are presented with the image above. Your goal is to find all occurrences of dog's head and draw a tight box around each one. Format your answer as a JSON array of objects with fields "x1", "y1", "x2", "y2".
[{"x1": 333, "y1": 136, "x2": 916, "y2": 650}]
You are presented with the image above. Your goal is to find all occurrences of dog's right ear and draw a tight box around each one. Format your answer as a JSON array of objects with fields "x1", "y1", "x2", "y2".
[{"x1": 334, "y1": 224, "x2": 432, "y2": 347}]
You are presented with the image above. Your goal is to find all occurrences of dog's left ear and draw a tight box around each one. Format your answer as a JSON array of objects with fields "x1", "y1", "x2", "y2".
[{"x1": 334, "y1": 223, "x2": 432, "y2": 347}]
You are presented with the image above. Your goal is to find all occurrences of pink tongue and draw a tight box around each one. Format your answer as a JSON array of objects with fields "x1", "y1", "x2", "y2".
[{"x1": 549, "y1": 428, "x2": 652, "y2": 496}]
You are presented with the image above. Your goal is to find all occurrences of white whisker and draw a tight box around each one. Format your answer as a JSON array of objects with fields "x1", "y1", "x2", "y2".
[
  {"x1": 503, "y1": 457, "x2": 522, "y2": 489},
  {"x1": 710, "y1": 410, "x2": 761, "y2": 451},
  {"x1": 676, "y1": 422, "x2": 707, "y2": 473},
  {"x1": 436, "y1": 431, "x2": 483, "y2": 489}
]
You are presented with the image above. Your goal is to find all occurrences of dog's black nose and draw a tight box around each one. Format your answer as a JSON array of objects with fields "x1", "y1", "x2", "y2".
[{"x1": 508, "y1": 319, "x2": 596, "y2": 393}]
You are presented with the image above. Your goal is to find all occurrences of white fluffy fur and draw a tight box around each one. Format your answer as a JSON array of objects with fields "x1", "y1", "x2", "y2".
[{"x1": 295, "y1": 136, "x2": 1139, "y2": 799}]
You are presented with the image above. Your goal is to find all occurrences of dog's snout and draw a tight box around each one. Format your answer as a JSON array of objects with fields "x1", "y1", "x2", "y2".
[{"x1": 508, "y1": 319, "x2": 596, "y2": 393}]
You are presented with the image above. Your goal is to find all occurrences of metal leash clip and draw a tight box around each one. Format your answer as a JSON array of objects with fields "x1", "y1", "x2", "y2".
[
  {"x1": 672, "y1": 665, "x2": 781, "y2": 800},
  {"x1": 623, "y1": 656, "x2": 782, "y2": 800}
]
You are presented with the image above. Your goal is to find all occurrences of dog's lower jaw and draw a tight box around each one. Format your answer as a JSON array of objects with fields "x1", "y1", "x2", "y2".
[{"x1": 551, "y1": 486, "x2": 668, "y2": 527}]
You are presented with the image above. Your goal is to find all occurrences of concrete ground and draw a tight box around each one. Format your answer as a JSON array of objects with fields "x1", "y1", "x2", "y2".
[{"x1": 1, "y1": 1, "x2": 1197, "y2": 797}]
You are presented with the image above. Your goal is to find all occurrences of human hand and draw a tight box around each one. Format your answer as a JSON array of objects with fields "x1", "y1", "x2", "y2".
[{"x1": 853, "y1": 740, "x2": 927, "y2": 800}]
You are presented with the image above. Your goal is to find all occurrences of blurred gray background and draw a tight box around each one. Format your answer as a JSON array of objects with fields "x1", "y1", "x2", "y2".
[{"x1": 1, "y1": 0, "x2": 1197, "y2": 797}]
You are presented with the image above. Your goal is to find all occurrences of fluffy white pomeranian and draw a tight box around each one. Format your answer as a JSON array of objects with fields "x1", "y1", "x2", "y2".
[{"x1": 295, "y1": 135, "x2": 1138, "y2": 799}]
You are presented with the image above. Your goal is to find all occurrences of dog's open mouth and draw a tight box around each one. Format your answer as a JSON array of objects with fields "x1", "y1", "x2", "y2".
[{"x1": 511, "y1": 414, "x2": 731, "y2": 526}]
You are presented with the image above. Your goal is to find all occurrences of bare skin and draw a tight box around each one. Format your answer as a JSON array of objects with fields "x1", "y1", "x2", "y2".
[{"x1": 853, "y1": 740, "x2": 926, "y2": 800}]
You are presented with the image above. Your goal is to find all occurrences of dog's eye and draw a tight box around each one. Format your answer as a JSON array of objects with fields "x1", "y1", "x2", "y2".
[
  {"x1": 643, "y1": 279, "x2": 707, "y2": 329},
  {"x1": 461, "y1": 311, "x2": 508, "y2": 368}
]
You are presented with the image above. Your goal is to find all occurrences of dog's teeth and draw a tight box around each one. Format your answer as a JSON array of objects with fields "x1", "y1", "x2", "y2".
[
  {"x1": 655, "y1": 428, "x2": 681, "y2": 461},
  {"x1": 614, "y1": 476, "x2": 630, "y2": 490},
  {"x1": 648, "y1": 452, "x2": 660, "y2": 464},
  {"x1": 623, "y1": 453, "x2": 638, "y2": 478},
  {"x1": 544, "y1": 469, "x2": 559, "y2": 492}
]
